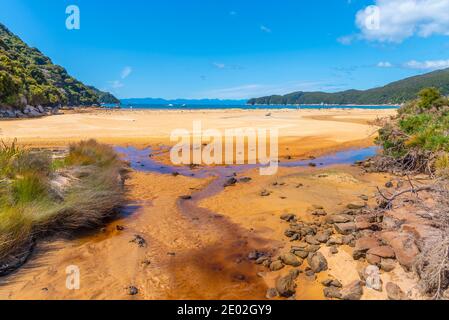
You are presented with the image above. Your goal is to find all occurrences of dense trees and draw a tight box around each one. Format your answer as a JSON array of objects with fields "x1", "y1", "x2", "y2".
[
  {"x1": 248, "y1": 68, "x2": 449, "y2": 106},
  {"x1": 0, "y1": 23, "x2": 118, "y2": 109}
]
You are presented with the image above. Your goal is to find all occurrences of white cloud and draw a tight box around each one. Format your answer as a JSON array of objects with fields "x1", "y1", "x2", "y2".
[
  {"x1": 121, "y1": 66, "x2": 132, "y2": 79},
  {"x1": 337, "y1": 35, "x2": 355, "y2": 45},
  {"x1": 377, "y1": 61, "x2": 393, "y2": 67},
  {"x1": 109, "y1": 80, "x2": 124, "y2": 89},
  {"x1": 260, "y1": 25, "x2": 272, "y2": 33},
  {"x1": 356, "y1": 0, "x2": 449, "y2": 43},
  {"x1": 404, "y1": 59, "x2": 449, "y2": 70},
  {"x1": 212, "y1": 62, "x2": 226, "y2": 69}
]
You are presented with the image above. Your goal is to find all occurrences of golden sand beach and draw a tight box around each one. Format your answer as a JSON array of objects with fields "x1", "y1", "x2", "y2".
[{"x1": 2, "y1": 108, "x2": 420, "y2": 301}]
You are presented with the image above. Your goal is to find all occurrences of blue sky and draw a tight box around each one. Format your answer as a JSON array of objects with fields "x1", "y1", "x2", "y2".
[{"x1": 1, "y1": 0, "x2": 449, "y2": 99}]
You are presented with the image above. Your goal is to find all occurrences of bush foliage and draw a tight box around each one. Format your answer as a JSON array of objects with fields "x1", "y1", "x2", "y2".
[{"x1": 376, "y1": 87, "x2": 449, "y2": 175}]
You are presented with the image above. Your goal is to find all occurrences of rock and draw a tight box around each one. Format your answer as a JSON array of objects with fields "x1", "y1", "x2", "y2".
[
  {"x1": 130, "y1": 235, "x2": 146, "y2": 248},
  {"x1": 367, "y1": 246, "x2": 396, "y2": 259},
  {"x1": 347, "y1": 201, "x2": 366, "y2": 209},
  {"x1": 292, "y1": 249, "x2": 309, "y2": 259},
  {"x1": 275, "y1": 271, "x2": 299, "y2": 297},
  {"x1": 305, "y1": 235, "x2": 320, "y2": 245},
  {"x1": 386, "y1": 282, "x2": 406, "y2": 300},
  {"x1": 352, "y1": 249, "x2": 366, "y2": 260},
  {"x1": 305, "y1": 244, "x2": 321, "y2": 253},
  {"x1": 307, "y1": 252, "x2": 328, "y2": 273},
  {"x1": 248, "y1": 250, "x2": 265, "y2": 260},
  {"x1": 116, "y1": 225, "x2": 125, "y2": 231},
  {"x1": 387, "y1": 234, "x2": 420, "y2": 270},
  {"x1": 315, "y1": 231, "x2": 331, "y2": 243},
  {"x1": 128, "y1": 286, "x2": 139, "y2": 295},
  {"x1": 340, "y1": 281, "x2": 364, "y2": 300},
  {"x1": 322, "y1": 278, "x2": 342, "y2": 288},
  {"x1": 280, "y1": 253, "x2": 302, "y2": 267},
  {"x1": 266, "y1": 288, "x2": 278, "y2": 299},
  {"x1": 223, "y1": 177, "x2": 237, "y2": 187},
  {"x1": 260, "y1": 189, "x2": 271, "y2": 197},
  {"x1": 334, "y1": 222, "x2": 356, "y2": 235},
  {"x1": 385, "y1": 181, "x2": 394, "y2": 188},
  {"x1": 366, "y1": 253, "x2": 381, "y2": 265},
  {"x1": 180, "y1": 195, "x2": 192, "y2": 200},
  {"x1": 239, "y1": 177, "x2": 252, "y2": 183},
  {"x1": 329, "y1": 246, "x2": 339, "y2": 254},
  {"x1": 380, "y1": 259, "x2": 396, "y2": 272},
  {"x1": 256, "y1": 256, "x2": 269, "y2": 264},
  {"x1": 305, "y1": 270, "x2": 316, "y2": 278},
  {"x1": 327, "y1": 235, "x2": 343, "y2": 246},
  {"x1": 324, "y1": 287, "x2": 342, "y2": 299},
  {"x1": 280, "y1": 213, "x2": 297, "y2": 222},
  {"x1": 364, "y1": 265, "x2": 383, "y2": 292},
  {"x1": 270, "y1": 260, "x2": 285, "y2": 271},
  {"x1": 342, "y1": 234, "x2": 355, "y2": 246},
  {"x1": 360, "y1": 194, "x2": 369, "y2": 201},
  {"x1": 326, "y1": 214, "x2": 353, "y2": 224},
  {"x1": 355, "y1": 236, "x2": 380, "y2": 251}
]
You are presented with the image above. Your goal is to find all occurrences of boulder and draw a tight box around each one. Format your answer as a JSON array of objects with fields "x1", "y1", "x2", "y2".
[
  {"x1": 326, "y1": 235, "x2": 343, "y2": 246},
  {"x1": 323, "y1": 287, "x2": 342, "y2": 299},
  {"x1": 280, "y1": 253, "x2": 302, "y2": 267},
  {"x1": 380, "y1": 259, "x2": 396, "y2": 272},
  {"x1": 305, "y1": 235, "x2": 320, "y2": 245},
  {"x1": 270, "y1": 260, "x2": 285, "y2": 271},
  {"x1": 347, "y1": 201, "x2": 366, "y2": 209},
  {"x1": 326, "y1": 214, "x2": 353, "y2": 224},
  {"x1": 367, "y1": 246, "x2": 396, "y2": 259},
  {"x1": 355, "y1": 236, "x2": 380, "y2": 251},
  {"x1": 334, "y1": 222, "x2": 356, "y2": 235},
  {"x1": 364, "y1": 265, "x2": 383, "y2": 292},
  {"x1": 366, "y1": 253, "x2": 381, "y2": 266},
  {"x1": 315, "y1": 231, "x2": 331, "y2": 243},
  {"x1": 388, "y1": 235, "x2": 420, "y2": 270},
  {"x1": 307, "y1": 252, "x2": 328, "y2": 273},
  {"x1": 292, "y1": 249, "x2": 309, "y2": 259},
  {"x1": 275, "y1": 271, "x2": 299, "y2": 297},
  {"x1": 386, "y1": 282, "x2": 406, "y2": 300},
  {"x1": 340, "y1": 281, "x2": 364, "y2": 300},
  {"x1": 280, "y1": 213, "x2": 297, "y2": 222}
]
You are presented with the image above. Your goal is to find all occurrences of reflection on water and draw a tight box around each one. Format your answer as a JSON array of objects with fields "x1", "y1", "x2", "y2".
[
  {"x1": 114, "y1": 145, "x2": 378, "y2": 299},
  {"x1": 115, "y1": 145, "x2": 379, "y2": 177}
]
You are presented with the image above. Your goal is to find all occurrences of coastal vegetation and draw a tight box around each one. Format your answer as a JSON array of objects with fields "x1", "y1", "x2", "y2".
[
  {"x1": 0, "y1": 23, "x2": 118, "y2": 110},
  {"x1": 376, "y1": 87, "x2": 449, "y2": 176},
  {"x1": 0, "y1": 139, "x2": 126, "y2": 275},
  {"x1": 248, "y1": 68, "x2": 449, "y2": 106}
]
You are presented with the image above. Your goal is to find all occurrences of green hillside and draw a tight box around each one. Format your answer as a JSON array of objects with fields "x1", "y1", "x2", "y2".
[
  {"x1": 248, "y1": 68, "x2": 449, "y2": 105},
  {"x1": 0, "y1": 23, "x2": 118, "y2": 110}
]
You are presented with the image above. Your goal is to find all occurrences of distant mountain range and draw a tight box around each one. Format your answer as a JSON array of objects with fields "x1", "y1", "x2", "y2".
[
  {"x1": 0, "y1": 22, "x2": 119, "y2": 110},
  {"x1": 248, "y1": 68, "x2": 449, "y2": 105},
  {"x1": 121, "y1": 98, "x2": 247, "y2": 106}
]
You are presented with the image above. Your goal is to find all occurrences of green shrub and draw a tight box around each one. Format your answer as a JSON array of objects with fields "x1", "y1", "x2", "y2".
[{"x1": 377, "y1": 88, "x2": 449, "y2": 174}]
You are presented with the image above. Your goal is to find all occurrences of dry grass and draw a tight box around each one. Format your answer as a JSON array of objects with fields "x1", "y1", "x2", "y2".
[
  {"x1": 0, "y1": 139, "x2": 126, "y2": 266},
  {"x1": 414, "y1": 182, "x2": 449, "y2": 299}
]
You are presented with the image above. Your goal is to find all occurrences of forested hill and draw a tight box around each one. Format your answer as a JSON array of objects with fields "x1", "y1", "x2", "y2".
[
  {"x1": 0, "y1": 23, "x2": 118, "y2": 110},
  {"x1": 248, "y1": 68, "x2": 449, "y2": 105}
]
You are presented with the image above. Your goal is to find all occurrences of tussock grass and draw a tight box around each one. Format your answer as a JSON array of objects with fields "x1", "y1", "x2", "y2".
[{"x1": 0, "y1": 139, "x2": 126, "y2": 265}]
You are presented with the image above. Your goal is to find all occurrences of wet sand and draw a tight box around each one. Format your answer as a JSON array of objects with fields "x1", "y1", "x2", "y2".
[{"x1": 0, "y1": 108, "x2": 412, "y2": 300}]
